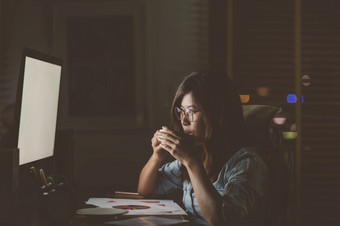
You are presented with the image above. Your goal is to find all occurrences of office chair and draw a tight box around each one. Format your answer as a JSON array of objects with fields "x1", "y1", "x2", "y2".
[{"x1": 242, "y1": 105, "x2": 293, "y2": 226}]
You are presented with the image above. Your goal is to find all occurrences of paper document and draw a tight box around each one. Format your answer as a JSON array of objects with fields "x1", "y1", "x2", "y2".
[{"x1": 86, "y1": 198, "x2": 187, "y2": 215}]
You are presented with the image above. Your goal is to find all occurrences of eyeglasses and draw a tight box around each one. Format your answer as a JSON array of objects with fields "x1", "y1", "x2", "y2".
[{"x1": 175, "y1": 107, "x2": 200, "y2": 122}]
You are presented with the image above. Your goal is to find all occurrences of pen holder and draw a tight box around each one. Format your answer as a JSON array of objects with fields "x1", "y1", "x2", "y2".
[{"x1": 39, "y1": 176, "x2": 76, "y2": 225}]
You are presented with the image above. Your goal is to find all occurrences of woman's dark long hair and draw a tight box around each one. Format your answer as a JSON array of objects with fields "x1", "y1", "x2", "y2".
[{"x1": 170, "y1": 72, "x2": 247, "y2": 181}]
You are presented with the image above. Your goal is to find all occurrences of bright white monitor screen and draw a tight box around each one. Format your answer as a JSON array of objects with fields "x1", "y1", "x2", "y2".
[{"x1": 18, "y1": 56, "x2": 62, "y2": 165}]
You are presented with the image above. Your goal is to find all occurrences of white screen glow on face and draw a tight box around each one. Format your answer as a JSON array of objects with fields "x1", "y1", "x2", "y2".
[{"x1": 18, "y1": 56, "x2": 61, "y2": 165}]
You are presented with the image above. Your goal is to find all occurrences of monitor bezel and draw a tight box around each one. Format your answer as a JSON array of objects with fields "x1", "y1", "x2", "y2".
[{"x1": 13, "y1": 48, "x2": 63, "y2": 167}]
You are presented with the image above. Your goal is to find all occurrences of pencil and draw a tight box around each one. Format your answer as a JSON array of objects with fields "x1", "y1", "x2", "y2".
[{"x1": 39, "y1": 168, "x2": 48, "y2": 185}]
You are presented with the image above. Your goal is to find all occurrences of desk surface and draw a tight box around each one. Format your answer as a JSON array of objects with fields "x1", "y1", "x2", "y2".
[
  {"x1": 73, "y1": 214, "x2": 188, "y2": 226},
  {"x1": 72, "y1": 193, "x2": 189, "y2": 226},
  {"x1": 15, "y1": 209, "x2": 188, "y2": 226},
  {"x1": 13, "y1": 190, "x2": 190, "y2": 226}
]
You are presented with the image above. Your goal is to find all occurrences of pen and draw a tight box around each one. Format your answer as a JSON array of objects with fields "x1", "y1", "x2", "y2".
[
  {"x1": 30, "y1": 166, "x2": 40, "y2": 184},
  {"x1": 39, "y1": 168, "x2": 48, "y2": 185}
]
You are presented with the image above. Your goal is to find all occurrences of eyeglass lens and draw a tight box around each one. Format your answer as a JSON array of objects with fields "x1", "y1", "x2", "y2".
[{"x1": 175, "y1": 107, "x2": 194, "y2": 122}]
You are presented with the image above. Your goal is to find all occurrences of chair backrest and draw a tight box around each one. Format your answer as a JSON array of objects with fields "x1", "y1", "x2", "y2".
[{"x1": 242, "y1": 105, "x2": 293, "y2": 226}]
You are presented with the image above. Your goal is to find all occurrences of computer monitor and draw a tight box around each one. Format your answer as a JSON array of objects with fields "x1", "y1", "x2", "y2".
[{"x1": 14, "y1": 48, "x2": 62, "y2": 166}]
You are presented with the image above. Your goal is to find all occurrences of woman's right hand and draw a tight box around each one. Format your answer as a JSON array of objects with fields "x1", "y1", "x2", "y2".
[
  {"x1": 151, "y1": 130, "x2": 167, "y2": 161},
  {"x1": 139, "y1": 129, "x2": 167, "y2": 196}
]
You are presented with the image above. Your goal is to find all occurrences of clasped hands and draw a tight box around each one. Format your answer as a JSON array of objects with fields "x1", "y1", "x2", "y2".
[{"x1": 151, "y1": 126, "x2": 202, "y2": 167}]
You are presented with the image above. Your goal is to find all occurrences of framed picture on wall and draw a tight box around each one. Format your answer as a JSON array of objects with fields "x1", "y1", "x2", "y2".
[{"x1": 52, "y1": 1, "x2": 146, "y2": 130}]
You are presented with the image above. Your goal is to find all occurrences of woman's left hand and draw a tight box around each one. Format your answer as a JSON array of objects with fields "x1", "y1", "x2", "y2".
[{"x1": 157, "y1": 126, "x2": 201, "y2": 167}]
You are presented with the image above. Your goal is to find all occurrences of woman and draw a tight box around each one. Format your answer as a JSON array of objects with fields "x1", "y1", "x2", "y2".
[{"x1": 138, "y1": 72, "x2": 267, "y2": 225}]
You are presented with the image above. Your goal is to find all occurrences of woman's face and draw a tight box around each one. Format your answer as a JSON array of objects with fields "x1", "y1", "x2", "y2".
[{"x1": 180, "y1": 92, "x2": 206, "y2": 145}]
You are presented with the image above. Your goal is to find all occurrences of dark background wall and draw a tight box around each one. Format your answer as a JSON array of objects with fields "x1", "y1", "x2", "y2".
[
  {"x1": 1, "y1": 0, "x2": 339, "y2": 225},
  {"x1": 0, "y1": 0, "x2": 210, "y2": 190}
]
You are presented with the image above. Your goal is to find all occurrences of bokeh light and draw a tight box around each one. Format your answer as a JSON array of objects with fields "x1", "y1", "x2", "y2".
[
  {"x1": 290, "y1": 123, "x2": 296, "y2": 131},
  {"x1": 240, "y1": 95, "x2": 250, "y2": 104},
  {"x1": 287, "y1": 94, "x2": 304, "y2": 103},
  {"x1": 302, "y1": 74, "x2": 311, "y2": 87},
  {"x1": 257, "y1": 86, "x2": 269, "y2": 97},
  {"x1": 282, "y1": 131, "x2": 297, "y2": 139},
  {"x1": 273, "y1": 117, "x2": 286, "y2": 125}
]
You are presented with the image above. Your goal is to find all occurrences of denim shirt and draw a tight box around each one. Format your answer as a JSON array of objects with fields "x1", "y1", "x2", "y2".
[{"x1": 153, "y1": 147, "x2": 268, "y2": 226}]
